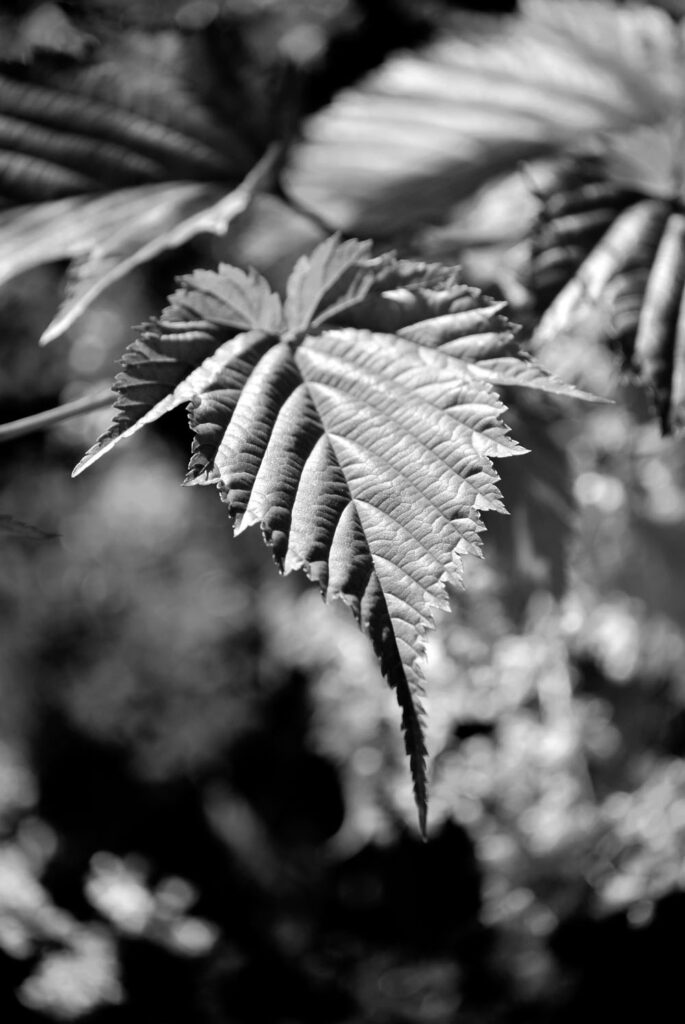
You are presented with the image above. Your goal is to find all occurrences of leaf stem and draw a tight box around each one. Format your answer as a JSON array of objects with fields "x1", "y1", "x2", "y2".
[
  {"x1": 0, "y1": 390, "x2": 112, "y2": 442},
  {"x1": 276, "y1": 183, "x2": 351, "y2": 240}
]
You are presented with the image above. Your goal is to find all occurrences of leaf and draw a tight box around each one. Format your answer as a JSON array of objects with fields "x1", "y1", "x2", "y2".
[
  {"x1": 284, "y1": 0, "x2": 678, "y2": 236},
  {"x1": 283, "y1": 235, "x2": 375, "y2": 333},
  {"x1": 40, "y1": 146, "x2": 280, "y2": 344},
  {"x1": 525, "y1": 156, "x2": 641, "y2": 313},
  {"x1": 0, "y1": 21, "x2": 279, "y2": 339},
  {"x1": 529, "y1": 129, "x2": 685, "y2": 432},
  {"x1": 74, "y1": 236, "x2": 589, "y2": 831}
]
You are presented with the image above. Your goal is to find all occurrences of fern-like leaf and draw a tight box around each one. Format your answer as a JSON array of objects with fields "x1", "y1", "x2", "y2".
[
  {"x1": 74, "y1": 237, "x2": 590, "y2": 831},
  {"x1": 284, "y1": 0, "x2": 677, "y2": 236}
]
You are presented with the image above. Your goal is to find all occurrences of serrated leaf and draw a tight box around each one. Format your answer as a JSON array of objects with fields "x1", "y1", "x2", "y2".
[
  {"x1": 284, "y1": 235, "x2": 374, "y2": 333},
  {"x1": 284, "y1": 0, "x2": 678, "y2": 236},
  {"x1": 74, "y1": 236, "x2": 589, "y2": 830}
]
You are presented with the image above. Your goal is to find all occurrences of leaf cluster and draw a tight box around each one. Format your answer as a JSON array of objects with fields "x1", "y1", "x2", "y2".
[{"x1": 2, "y1": 0, "x2": 684, "y2": 827}]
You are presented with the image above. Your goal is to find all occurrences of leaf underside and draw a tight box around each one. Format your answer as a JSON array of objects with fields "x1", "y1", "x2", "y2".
[
  {"x1": 75, "y1": 235, "x2": 588, "y2": 832},
  {"x1": 284, "y1": 0, "x2": 678, "y2": 236},
  {"x1": 529, "y1": 150, "x2": 685, "y2": 433},
  {"x1": 0, "y1": 23, "x2": 274, "y2": 339}
]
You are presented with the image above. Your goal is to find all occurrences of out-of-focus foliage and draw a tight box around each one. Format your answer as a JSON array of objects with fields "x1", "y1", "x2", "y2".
[
  {"x1": 0, "y1": 1, "x2": 283, "y2": 341},
  {"x1": 3, "y1": 0, "x2": 684, "y2": 343},
  {"x1": 3, "y1": 220, "x2": 685, "y2": 1017},
  {"x1": 528, "y1": 141, "x2": 685, "y2": 433},
  {"x1": 285, "y1": 0, "x2": 677, "y2": 236},
  {"x1": 4, "y1": 373, "x2": 685, "y2": 1019}
]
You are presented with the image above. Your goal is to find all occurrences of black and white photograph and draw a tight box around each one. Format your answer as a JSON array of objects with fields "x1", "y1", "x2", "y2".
[{"x1": 2, "y1": 1, "x2": 685, "y2": 1021}]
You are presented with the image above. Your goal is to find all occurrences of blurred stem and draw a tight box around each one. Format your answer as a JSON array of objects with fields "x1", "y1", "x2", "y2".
[
  {"x1": 0, "y1": 390, "x2": 111, "y2": 442},
  {"x1": 276, "y1": 183, "x2": 351, "y2": 241}
]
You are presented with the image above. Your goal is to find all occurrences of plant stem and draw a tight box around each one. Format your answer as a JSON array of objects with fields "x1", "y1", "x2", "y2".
[{"x1": 0, "y1": 390, "x2": 112, "y2": 442}]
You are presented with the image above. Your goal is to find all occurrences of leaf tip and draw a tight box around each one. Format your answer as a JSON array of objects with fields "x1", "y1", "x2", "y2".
[
  {"x1": 39, "y1": 321, "x2": 62, "y2": 346},
  {"x1": 418, "y1": 799, "x2": 428, "y2": 841},
  {"x1": 72, "y1": 437, "x2": 112, "y2": 477},
  {"x1": 71, "y1": 455, "x2": 91, "y2": 478}
]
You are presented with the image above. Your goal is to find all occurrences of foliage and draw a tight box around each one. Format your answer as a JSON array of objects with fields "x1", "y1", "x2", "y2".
[
  {"x1": 1, "y1": 0, "x2": 684, "y2": 825},
  {"x1": 284, "y1": 0, "x2": 676, "y2": 236},
  {"x1": 529, "y1": 143, "x2": 685, "y2": 432},
  {"x1": 72, "y1": 234, "x2": 586, "y2": 826},
  {"x1": 3, "y1": 399, "x2": 685, "y2": 1021},
  {"x1": 2, "y1": 1, "x2": 685, "y2": 1018},
  {"x1": 0, "y1": 2, "x2": 281, "y2": 341}
]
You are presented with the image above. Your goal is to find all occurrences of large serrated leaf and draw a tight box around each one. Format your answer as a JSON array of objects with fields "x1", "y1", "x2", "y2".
[
  {"x1": 74, "y1": 236, "x2": 590, "y2": 831},
  {"x1": 284, "y1": 0, "x2": 678, "y2": 237}
]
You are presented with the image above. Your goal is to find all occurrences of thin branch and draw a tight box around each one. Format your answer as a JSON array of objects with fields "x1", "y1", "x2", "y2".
[
  {"x1": 275, "y1": 182, "x2": 351, "y2": 240},
  {"x1": 0, "y1": 390, "x2": 112, "y2": 442}
]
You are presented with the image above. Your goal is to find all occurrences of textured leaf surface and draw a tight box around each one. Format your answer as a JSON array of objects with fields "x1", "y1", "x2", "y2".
[
  {"x1": 0, "y1": 20, "x2": 276, "y2": 339},
  {"x1": 284, "y1": 0, "x2": 677, "y2": 236},
  {"x1": 75, "y1": 237, "x2": 588, "y2": 829},
  {"x1": 530, "y1": 124, "x2": 685, "y2": 432}
]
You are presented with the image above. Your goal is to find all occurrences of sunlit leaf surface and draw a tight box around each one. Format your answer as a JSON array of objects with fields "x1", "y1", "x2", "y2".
[
  {"x1": 75, "y1": 236, "x2": 587, "y2": 828},
  {"x1": 285, "y1": 0, "x2": 678, "y2": 236}
]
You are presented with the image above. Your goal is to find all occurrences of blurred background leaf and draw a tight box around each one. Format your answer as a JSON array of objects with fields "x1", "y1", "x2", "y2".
[
  {"x1": 0, "y1": 3, "x2": 284, "y2": 341},
  {"x1": 284, "y1": 0, "x2": 678, "y2": 238}
]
